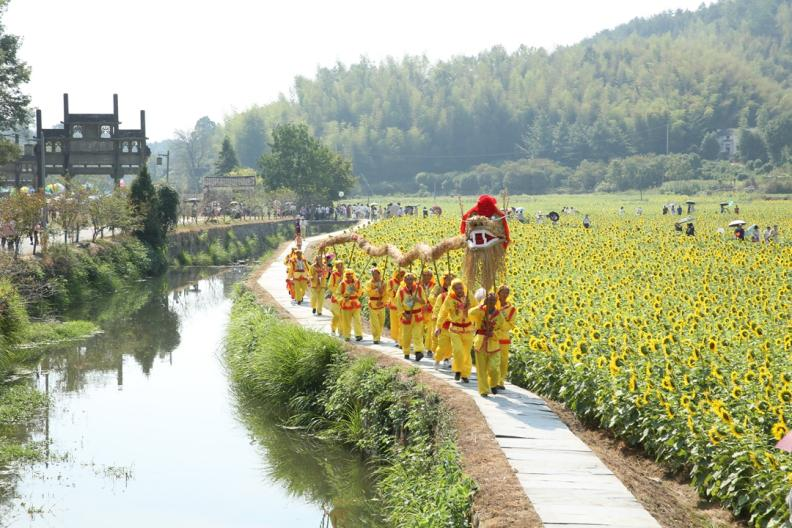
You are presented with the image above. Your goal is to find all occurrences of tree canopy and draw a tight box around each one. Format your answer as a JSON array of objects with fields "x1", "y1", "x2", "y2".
[
  {"x1": 258, "y1": 123, "x2": 354, "y2": 204},
  {"x1": 214, "y1": 136, "x2": 239, "y2": 176},
  {"x1": 159, "y1": 0, "x2": 792, "y2": 194}
]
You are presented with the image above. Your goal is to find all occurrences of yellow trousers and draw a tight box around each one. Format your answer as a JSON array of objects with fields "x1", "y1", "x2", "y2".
[
  {"x1": 450, "y1": 332, "x2": 473, "y2": 378},
  {"x1": 341, "y1": 309, "x2": 362, "y2": 339},
  {"x1": 388, "y1": 308, "x2": 401, "y2": 344},
  {"x1": 488, "y1": 344, "x2": 510, "y2": 388},
  {"x1": 434, "y1": 329, "x2": 452, "y2": 362},
  {"x1": 423, "y1": 319, "x2": 434, "y2": 353},
  {"x1": 293, "y1": 280, "x2": 308, "y2": 302},
  {"x1": 369, "y1": 308, "x2": 385, "y2": 342},
  {"x1": 476, "y1": 349, "x2": 501, "y2": 396},
  {"x1": 330, "y1": 302, "x2": 341, "y2": 333},
  {"x1": 310, "y1": 286, "x2": 325, "y2": 315},
  {"x1": 400, "y1": 321, "x2": 424, "y2": 354}
]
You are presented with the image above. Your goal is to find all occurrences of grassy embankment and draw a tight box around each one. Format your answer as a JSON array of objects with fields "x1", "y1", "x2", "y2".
[{"x1": 225, "y1": 290, "x2": 475, "y2": 528}]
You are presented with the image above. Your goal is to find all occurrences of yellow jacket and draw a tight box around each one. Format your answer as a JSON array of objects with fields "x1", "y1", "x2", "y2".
[
  {"x1": 338, "y1": 278, "x2": 362, "y2": 310},
  {"x1": 432, "y1": 289, "x2": 449, "y2": 323},
  {"x1": 421, "y1": 279, "x2": 437, "y2": 320},
  {"x1": 328, "y1": 270, "x2": 344, "y2": 302},
  {"x1": 366, "y1": 279, "x2": 387, "y2": 310},
  {"x1": 497, "y1": 303, "x2": 517, "y2": 344},
  {"x1": 394, "y1": 284, "x2": 427, "y2": 325},
  {"x1": 290, "y1": 258, "x2": 310, "y2": 282},
  {"x1": 309, "y1": 264, "x2": 327, "y2": 289},
  {"x1": 469, "y1": 304, "x2": 506, "y2": 353},
  {"x1": 436, "y1": 290, "x2": 474, "y2": 334},
  {"x1": 284, "y1": 252, "x2": 296, "y2": 278},
  {"x1": 386, "y1": 276, "x2": 403, "y2": 309}
]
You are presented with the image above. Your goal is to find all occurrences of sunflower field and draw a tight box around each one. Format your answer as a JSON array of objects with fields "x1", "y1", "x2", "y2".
[{"x1": 335, "y1": 195, "x2": 792, "y2": 526}]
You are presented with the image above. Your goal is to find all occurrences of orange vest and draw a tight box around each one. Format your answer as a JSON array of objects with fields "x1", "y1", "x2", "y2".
[
  {"x1": 396, "y1": 285, "x2": 426, "y2": 324},
  {"x1": 339, "y1": 279, "x2": 362, "y2": 310}
]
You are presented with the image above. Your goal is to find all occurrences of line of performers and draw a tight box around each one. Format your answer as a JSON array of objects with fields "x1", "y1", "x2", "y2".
[{"x1": 285, "y1": 248, "x2": 517, "y2": 398}]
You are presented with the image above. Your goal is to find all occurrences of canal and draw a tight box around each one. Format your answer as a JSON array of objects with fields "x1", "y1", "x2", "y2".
[{"x1": 0, "y1": 269, "x2": 380, "y2": 527}]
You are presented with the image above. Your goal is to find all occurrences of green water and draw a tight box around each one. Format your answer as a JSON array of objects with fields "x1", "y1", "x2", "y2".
[{"x1": 0, "y1": 269, "x2": 382, "y2": 527}]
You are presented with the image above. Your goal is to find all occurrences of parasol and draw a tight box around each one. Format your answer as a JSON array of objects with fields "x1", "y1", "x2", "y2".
[
  {"x1": 685, "y1": 200, "x2": 696, "y2": 204},
  {"x1": 776, "y1": 431, "x2": 792, "y2": 452},
  {"x1": 186, "y1": 197, "x2": 200, "y2": 203},
  {"x1": 728, "y1": 220, "x2": 746, "y2": 227},
  {"x1": 675, "y1": 217, "x2": 693, "y2": 224},
  {"x1": 720, "y1": 202, "x2": 730, "y2": 207},
  {"x1": 229, "y1": 201, "x2": 239, "y2": 206},
  {"x1": 547, "y1": 211, "x2": 560, "y2": 222}
]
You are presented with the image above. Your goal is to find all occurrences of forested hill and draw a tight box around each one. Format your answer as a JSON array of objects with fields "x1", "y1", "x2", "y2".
[{"x1": 216, "y1": 0, "x2": 792, "y2": 193}]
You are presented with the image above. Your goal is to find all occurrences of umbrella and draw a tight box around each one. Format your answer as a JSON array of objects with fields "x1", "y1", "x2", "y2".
[
  {"x1": 686, "y1": 200, "x2": 696, "y2": 204},
  {"x1": 776, "y1": 431, "x2": 792, "y2": 452},
  {"x1": 675, "y1": 217, "x2": 693, "y2": 224},
  {"x1": 229, "y1": 201, "x2": 239, "y2": 206},
  {"x1": 728, "y1": 220, "x2": 746, "y2": 227},
  {"x1": 548, "y1": 211, "x2": 560, "y2": 222},
  {"x1": 720, "y1": 202, "x2": 730, "y2": 207}
]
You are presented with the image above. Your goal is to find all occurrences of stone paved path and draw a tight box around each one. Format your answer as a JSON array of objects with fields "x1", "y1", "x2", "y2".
[{"x1": 259, "y1": 232, "x2": 661, "y2": 528}]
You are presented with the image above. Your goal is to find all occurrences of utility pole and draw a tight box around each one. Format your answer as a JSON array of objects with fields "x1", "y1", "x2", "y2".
[
  {"x1": 666, "y1": 121, "x2": 670, "y2": 155},
  {"x1": 157, "y1": 151, "x2": 170, "y2": 184}
]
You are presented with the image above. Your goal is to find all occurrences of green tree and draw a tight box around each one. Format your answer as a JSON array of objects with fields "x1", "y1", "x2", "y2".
[
  {"x1": 173, "y1": 116, "x2": 219, "y2": 193},
  {"x1": 0, "y1": 0, "x2": 30, "y2": 130},
  {"x1": 0, "y1": 0, "x2": 30, "y2": 165},
  {"x1": 130, "y1": 167, "x2": 178, "y2": 249},
  {"x1": 5, "y1": 191, "x2": 44, "y2": 255},
  {"x1": 700, "y1": 132, "x2": 721, "y2": 160},
  {"x1": 215, "y1": 136, "x2": 239, "y2": 176},
  {"x1": 764, "y1": 114, "x2": 792, "y2": 165},
  {"x1": 258, "y1": 123, "x2": 355, "y2": 204},
  {"x1": 236, "y1": 113, "x2": 268, "y2": 168},
  {"x1": 737, "y1": 128, "x2": 768, "y2": 163}
]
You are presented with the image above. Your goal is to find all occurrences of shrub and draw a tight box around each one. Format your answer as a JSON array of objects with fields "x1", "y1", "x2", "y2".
[
  {"x1": 0, "y1": 279, "x2": 29, "y2": 345},
  {"x1": 225, "y1": 289, "x2": 474, "y2": 526}
]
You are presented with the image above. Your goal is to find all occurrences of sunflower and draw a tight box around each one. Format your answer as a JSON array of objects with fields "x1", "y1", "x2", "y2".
[{"x1": 707, "y1": 426, "x2": 724, "y2": 445}]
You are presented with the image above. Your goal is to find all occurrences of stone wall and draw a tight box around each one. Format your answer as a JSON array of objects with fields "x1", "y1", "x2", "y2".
[{"x1": 166, "y1": 220, "x2": 355, "y2": 262}]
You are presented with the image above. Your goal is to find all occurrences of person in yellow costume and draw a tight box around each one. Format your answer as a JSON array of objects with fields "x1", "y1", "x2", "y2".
[
  {"x1": 309, "y1": 255, "x2": 327, "y2": 315},
  {"x1": 469, "y1": 292, "x2": 506, "y2": 397},
  {"x1": 420, "y1": 270, "x2": 436, "y2": 357},
  {"x1": 366, "y1": 267, "x2": 387, "y2": 344},
  {"x1": 387, "y1": 268, "x2": 406, "y2": 347},
  {"x1": 338, "y1": 269, "x2": 363, "y2": 341},
  {"x1": 431, "y1": 273, "x2": 455, "y2": 369},
  {"x1": 283, "y1": 248, "x2": 296, "y2": 299},
  {"x1": 435, "y1": 278, "x2": 474, "y2": 382},
  {"x1": 491, "y1": 284, "x2": 517, "y2": 390},
  {"x1": 395, "y1": 272, "x2": 427, "y2": 361},
  {"x1": 290, "y1": 249, "x2": 310, "y2": 304},
  {"x1": 327, "y1": 260, "x2": 345, "y2": 336}
]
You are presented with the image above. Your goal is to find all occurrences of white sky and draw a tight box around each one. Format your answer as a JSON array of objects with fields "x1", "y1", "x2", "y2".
[{"x1": 6, "y1": 0, "x2": 712, "y2": 141}]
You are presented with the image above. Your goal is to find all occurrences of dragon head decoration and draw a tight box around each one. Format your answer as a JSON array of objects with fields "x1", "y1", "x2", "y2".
[{"x1": 460, "y1": 195, "x2": 509, "y2": 292}]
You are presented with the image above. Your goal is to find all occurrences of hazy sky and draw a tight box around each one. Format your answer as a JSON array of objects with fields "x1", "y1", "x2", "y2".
[{"x1": 6, "y1": 0, "x2": 712, "y2": 141}]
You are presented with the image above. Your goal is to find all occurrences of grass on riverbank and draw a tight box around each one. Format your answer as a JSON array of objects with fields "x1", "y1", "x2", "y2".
[{"x1": 225, "y1": 290, "x2": 475, "y2": 527}]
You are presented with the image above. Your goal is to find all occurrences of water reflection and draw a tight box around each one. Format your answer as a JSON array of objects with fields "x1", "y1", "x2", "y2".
[
  {"x1": 0, "y1": 268, "x2": 380, "y2": 527},
  {"x1": 239, "y1": 407, "x2": 383, "y2": 527}
]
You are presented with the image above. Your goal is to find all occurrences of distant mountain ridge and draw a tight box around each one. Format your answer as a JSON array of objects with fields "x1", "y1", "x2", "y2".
[{"x1": 208, "y1": 0, "x2": 792, "y2": 193}]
